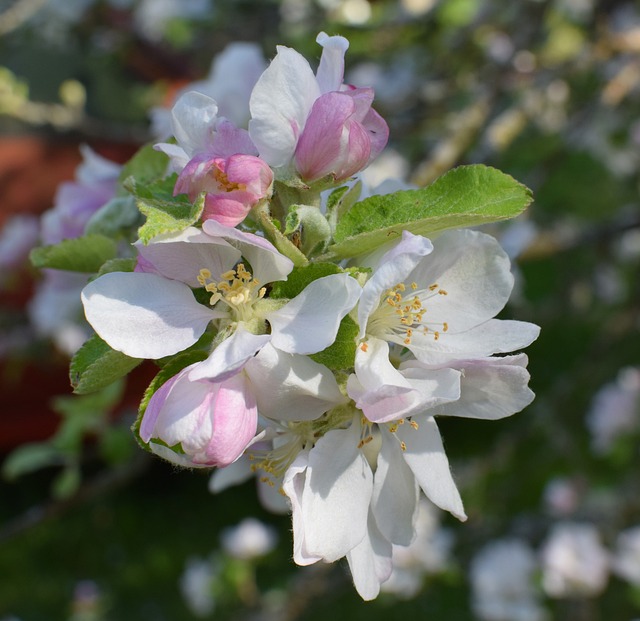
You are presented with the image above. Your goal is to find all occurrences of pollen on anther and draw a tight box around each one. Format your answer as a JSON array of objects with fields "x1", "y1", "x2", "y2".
[
  {"x1": 400, "y1": 441, "x2": 407, "y2": 451},
  {"x1": 411, "y1": 282, "x2": 418, "y2": 290},
  {"x1": 434, "y1": 331, "x2": 440, "y2": 340},
  {"x1": 443, "y1": 322, "x2": 449, "y2": 332},
  {"x1": 438, "y1": 289, "x2": 448, "y2": 296},
  {"x1": 360, "y1": 342, "x2": 368, "y2": 352},
  {"x1": 410, "y1": 420, "x2": 419, "y2": 430}
]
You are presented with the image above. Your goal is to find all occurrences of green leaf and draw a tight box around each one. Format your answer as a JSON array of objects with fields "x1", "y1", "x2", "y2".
[
  {"x1": 30, "y1": 234, "x2": 117, "y2": 273},
  {"x1": 325, "y1": 165, "x2": 533, "y2": 259},
  {"x1": 70, "y1": 334, "x2": 142, "y2": 394},
  {"x1": 128, "y1": 175, "x2": 205, "y2": 244},
  {"x1": 51, "y1": 465, "x2": 81, "y2": 499},
  {"x1": 85, "y1": 195, "x2": 141, "y2": 238},
  {"x1": 2, "y1": 443, "x2": 63, "y2": 480},
  {"x1": 284, "y1": 205, "x2": 331, "y2": 256},
  {"x1": 118, "y1": 143, "x2": 169, "y2": 189}
]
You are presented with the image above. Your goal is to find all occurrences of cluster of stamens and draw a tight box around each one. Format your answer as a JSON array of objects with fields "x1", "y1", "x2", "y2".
[
  {"x1": 366, "y1": 281, "x2": 450, "y2": 347},
  {"x1": 212, "y1": 163, "x2": 245, "y2": 193},
  {"x1": 387, "y1": 417, "x2": 419, "y2": 452},
  {"x1": 197, "y1": 264, "x2": 266, "y2": 321}
]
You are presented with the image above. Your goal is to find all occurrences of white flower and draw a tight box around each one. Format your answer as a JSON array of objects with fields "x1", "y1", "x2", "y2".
[
  {"x1": 470, "y1": 539, "x2": 548, "y2": 621},
  {"x1": 586, "y1": 367, "x2": 640, "y2": 454},
  {"x1": 540, "y1": 522, "x2": 610, "y2": 598},
  {"x1": 179, "y1": 556, "x2": 217, "y2": 618},
  {"x1": 82, "y1": 222, "x2": 360, "y2": 376},
  {"x1": 220, "y1": 518, "x2": 278, "y2": 560},
  {"x1": 356, "y1": 228, "x2": 540, "y2": 367},
  {"x1": 612, "y1": 525, "x2": 640, "y2": 587}
]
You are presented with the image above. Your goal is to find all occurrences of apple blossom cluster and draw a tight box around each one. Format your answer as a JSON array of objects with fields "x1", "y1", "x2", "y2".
[{"x1": 34, "y1": 32, "x2": 540, "y2": 600}]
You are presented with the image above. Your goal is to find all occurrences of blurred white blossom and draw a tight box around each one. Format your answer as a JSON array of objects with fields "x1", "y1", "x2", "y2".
[
  {"x1": 540, "y1": 522, "x2": 610, "y2": 598},
  {"x1": 220, "y1": 518, "x2": 278, "y2": 561},
  {"x1": 612, "y1": 525, "x2": 640, "y2": 587},
  {"x1": 470, "y1": 538, "x2": 548, "y2": 621},
  {"x1": 586, "y1": 367, "x2": 640, "y2": 455},
  {"x1": 180, "y1": 556, "x2": 217, "y2": 617}
]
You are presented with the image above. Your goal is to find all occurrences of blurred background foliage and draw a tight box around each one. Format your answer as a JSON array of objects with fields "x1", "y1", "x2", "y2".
[{"x1": 1, "y1": 0, "x2": 639, "y2": 619}]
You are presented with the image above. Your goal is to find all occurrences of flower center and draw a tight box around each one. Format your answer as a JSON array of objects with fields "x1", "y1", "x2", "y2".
[
  {"x1": 197, "y1": 264, "x2": 266, "y2": 323},
  {"x1": 212, "y1": 162, "x2": 245, "y2": 193},
  {"x1": 366, "y1": 281, "x2": 450, "y2": 345}
]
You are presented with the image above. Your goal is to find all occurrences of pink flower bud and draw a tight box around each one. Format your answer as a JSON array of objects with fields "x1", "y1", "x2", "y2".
[
  {"x1": 140, "y1": 364, "x2": 258, "y2": 468},
  {"x1": 294, "y1": 87, "x2": 388, "y2": 183},
  {"x1": 175, "y1": 153, "x2": 273, "y2": 227}
]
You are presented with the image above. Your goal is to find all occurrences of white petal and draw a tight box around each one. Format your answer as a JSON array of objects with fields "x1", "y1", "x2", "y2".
[
  {"x1": 410, "y1": 229, "x2": 514, "y2": 332},
  {"x1": 373, "y1": 430, "x2": 420, "y2": 546},
  {"x1": 350, "y1": 339, "x2": 461, "y2": 423},
  {"x1": 152, "y1": 142, "x2": 189, "y2": 172},
  {"x1": 245, "y1": 343, "x2": 346, "y2": 421},
  {"x1": 403, "y1": 354, "x2": 535, "y2": 420},
  {"x1": 299, "y1": 422, "x2": 373, "y2": 562},
  {"x1": 409, "y1": 319, "x2": 540, "y2": 364},
  {"x1": 346, "y1": 513, "x2": 393, "y2": 601},
  {"x1": 358, "y1": 231, "x2": 433, "y2": 340},
  {"x1": 208, "y1": 456, "x2": 254, "y2": 493},
  {"x1": 82, "y1": 272, "x2": 221, "y2": 359},
  {"x1": 171, "y1": 91, "x2": 218, "y2": 156},
  {"x1": 283, "y1": 450, "x2": 322, "y2": 566},
  {"x1": 136, "y1": 227, "x2": 241, "y2": 287},
  {"x1": 315, "y1": 32, "x2": 349, "y2": 93},
  {"x1": 395, "y1": 418, "x2": 467, "y2": 521},
  {"x1": 148, "y1": 442, "x2": 209, "y2": 468},
  {"x1": 202, "y1": 219, "x2": 294, "y2": 284},
  {"x1": 188, "y1": 325, "x2": 271, "y2": 382},
  {"x1": 249, "y1": 46, "x2": 320, "y2": 167},
  {"x1": 267, "y1": 273, "x2": 361, "y2": 354}
]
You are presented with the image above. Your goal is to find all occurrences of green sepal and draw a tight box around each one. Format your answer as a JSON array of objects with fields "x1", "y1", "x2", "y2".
[
  {"x1": 127, "y1": 174, "x2": 205, "y2": 244},
  {"x1": 30, "y1": 234, "x2": 117, "y2": 273},
  {"x1": 323, "y1": 165, "x2": 533, "y2": 260},
  {"x1": 70, "y1": 334, "x2": 142, "y2": 394}
]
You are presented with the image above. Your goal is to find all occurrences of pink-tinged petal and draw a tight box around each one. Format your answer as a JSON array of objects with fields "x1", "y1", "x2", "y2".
[
  {"x1": 300, "y1": 422, "x2": 373, "y2": 562},
  {"x1": 245, "y1": 343, "x2": 347, "y2": 421},
  {"x1": 188, "y1": 324, "x2": 271, "y2": 382},
  {"x1": 170, "y1": 91, "x2": 218, "y2": 157},
  {"x1": 267, "y1": 273, "x2": 362, "y2": 355},
  {"x1": 315, "y1": 32, "x2": 349, "y2": 93},
  {"x1": 295, "y1": 91, "x2": 362, "y2": 182},
  {"x1": 209, "y1": 118, "x2": 258, "y2": 157},
  {"x1": 81, "y1": 272, "x2": 223, "y2": 359},
  {"x1": 140, "y1": 370, "x2": 182, "y2": 442},
  {"x1": 135, "y1": 227, "x2": 241, "y2": 287},
  {"x1": 203, "y1": 194, "x2": 254, "y2": 227},
  {"x1": 393, "y1": 419, "x2": 467, "y2": 521},
  {"x1": 283, "y1": 450, "x2": 323, "y2": 566},
  {"x1": 346, "y1": 513, "x2": 393, "y2": 601},
  {"x1": 202, "y1": 219, "x2": 294, "y2": 284},
  {"x1": 372, "y1": 430, "x2": 420, "y2": 546},
  {"x1": 359, "y1": 231, "x2": 433, "y2": 340},
  {"x1": 224, "y1": 154, "x2": 273, "y2": 195},
  {"x1": 249, "y1": 46, "x2": 321, "y2": 167},
  {"x1": 402, "y1": 354, "x2": 535, "y2": 420},
  {"x1": 362, "y1": 106, "x2": 389, "y2": 163},
  {"x1": 195, "y1": 372, "x2": 258, "y2": 467}
]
